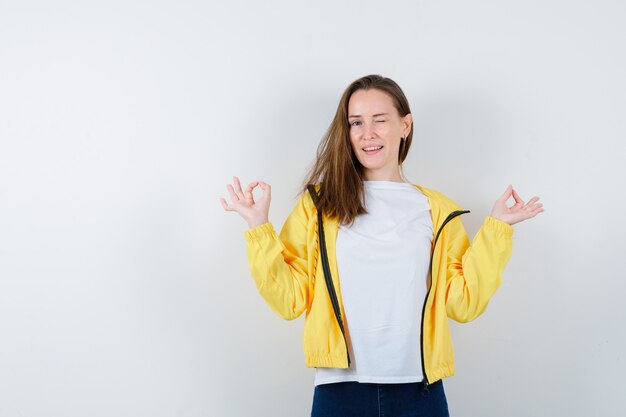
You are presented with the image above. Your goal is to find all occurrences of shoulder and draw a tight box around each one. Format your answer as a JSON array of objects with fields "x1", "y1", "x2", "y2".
[
  {"x1": 412, "y1": 184, "x2": 465, "y2": 212},
  {"x1": 305, "y1": 184, "x2": 321, "y2": 204},
  {"x1": 291, "y1": 183, "x2": 320, "y2": 219}
]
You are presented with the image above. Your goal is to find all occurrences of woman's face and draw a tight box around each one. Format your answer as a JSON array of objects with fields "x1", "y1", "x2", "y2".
[{"x1": 347, "y1": 88, "x2": 412, "y2": 182}]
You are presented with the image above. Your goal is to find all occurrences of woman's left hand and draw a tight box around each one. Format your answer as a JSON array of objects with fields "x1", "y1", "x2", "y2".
[{"x1": 490, "y1": 184, "x2": 544, "y2": 226}]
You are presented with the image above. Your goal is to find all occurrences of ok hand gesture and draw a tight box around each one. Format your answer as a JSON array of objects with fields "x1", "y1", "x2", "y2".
[
  {"x1": 220, "y1": 176, "x2": 271, "y2": 229},
  {"x1": 490, "y1": 185, "x2": 544, "y2": 226}
]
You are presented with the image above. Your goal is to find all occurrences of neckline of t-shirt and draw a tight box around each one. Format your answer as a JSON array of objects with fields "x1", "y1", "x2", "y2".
[{"x1": 363, "y1": 180, "x2": 416, "y2": 190}]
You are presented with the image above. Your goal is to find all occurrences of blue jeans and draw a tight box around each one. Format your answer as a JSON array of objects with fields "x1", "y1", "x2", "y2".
[{"x1": 310, "y1": 380, "x2": 450, "y2": 417}]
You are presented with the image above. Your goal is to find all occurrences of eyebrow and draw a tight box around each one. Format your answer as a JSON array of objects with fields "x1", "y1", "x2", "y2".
[{"x1": 348, "y1": 113, "x2": 389, "y2": 119}]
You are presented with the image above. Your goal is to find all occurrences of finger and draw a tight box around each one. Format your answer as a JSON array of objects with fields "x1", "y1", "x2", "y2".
[
  {"x1": 499, "y1": 184, "x2": 513, "y2": 201},
  {"x1": 245, "y1": 182, "x2": 258, "y2": 201},
  {"x1": 219, "y1": 197, "x2": 232, "y2": 211},
  {"x1": 522, "y1": 200, "x2": 543, "y2": 211},
  {"x1": 226, "y1": 183, "x2": 240, "y2": 201},
  {"x1": 524, "y1": 196, "x2": 540, "y2": 209},
  {"x1": 259, "y1": 180, "x2": 271, "y2": 198},
  {"x1": 259, "y1": 181, "x2": 272, "y2": 201},
  {"x1": 232, "y1": 176, "x2": 245, "y2": 200},
  {"x1": 528, "y1": 203, "x2": 545, "y2": 213},
  {"x1": 511, "y1": 188, "x2": 525, "y2": 206}
]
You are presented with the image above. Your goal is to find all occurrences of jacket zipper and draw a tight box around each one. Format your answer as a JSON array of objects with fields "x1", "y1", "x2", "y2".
[
  {"x1": 420, "y1": 209, "x2": 470, "y2": 386},
  {"x1": 307, "y1": 185, "x2": 351, "y2": 367},
  {"x1": 318, "y1": 214, "x2": 351, "y2": 367}
]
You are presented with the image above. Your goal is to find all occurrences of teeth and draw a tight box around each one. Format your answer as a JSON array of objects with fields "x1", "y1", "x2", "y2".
[{"x1": 363, "y1": 146, "x2": 382, "y2": 151}]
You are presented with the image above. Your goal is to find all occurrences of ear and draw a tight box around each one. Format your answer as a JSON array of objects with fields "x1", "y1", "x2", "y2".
[{"x1": 402, "y1": 113, "x2": 413, "y2": 137}]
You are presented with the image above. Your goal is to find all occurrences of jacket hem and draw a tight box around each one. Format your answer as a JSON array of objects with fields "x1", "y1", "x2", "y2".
[
  {"x1": 305, "y1": 355, "x2": 349, "y2": 369},
  {"x1": 427, "y1": 363, "x2": 456, "y2": 383}
]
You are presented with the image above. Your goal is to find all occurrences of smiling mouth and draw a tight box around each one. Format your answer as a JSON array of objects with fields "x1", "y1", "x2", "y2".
[{"x1": 363, "y1": 145, "x2": 383, "y2": 154}]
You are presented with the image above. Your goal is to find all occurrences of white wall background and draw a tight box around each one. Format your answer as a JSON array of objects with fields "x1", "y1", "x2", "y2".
[{"x1": 1, "y1": 0, "x2": 624, "y2": 416}]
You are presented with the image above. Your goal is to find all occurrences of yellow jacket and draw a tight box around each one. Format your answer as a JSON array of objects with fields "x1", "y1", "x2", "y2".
[{"x1": 243, "y1": 183, "x2": 514, "y2": 384}]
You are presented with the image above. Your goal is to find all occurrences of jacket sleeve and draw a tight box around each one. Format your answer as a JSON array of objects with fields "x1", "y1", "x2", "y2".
[
  {"x1": 243, "y1": 193, "x2": 312, "y2": 321},
  {"x1": 445, "y1": 215, "x2": 514, "y2": 323}
]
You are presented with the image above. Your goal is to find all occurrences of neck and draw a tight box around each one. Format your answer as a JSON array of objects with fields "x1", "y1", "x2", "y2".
[{"x1": 362, "y1": 169, "x2": 405, "y2": 183}]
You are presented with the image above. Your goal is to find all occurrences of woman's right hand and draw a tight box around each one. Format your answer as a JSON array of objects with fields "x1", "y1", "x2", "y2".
[{"x1": 220, "y1": 176, "x2": 271, "y2": 229}]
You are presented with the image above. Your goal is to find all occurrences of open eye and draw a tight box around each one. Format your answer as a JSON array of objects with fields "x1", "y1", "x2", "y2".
[{"x1": 350, "y1": 120, "x2": 362, "y2": 127}]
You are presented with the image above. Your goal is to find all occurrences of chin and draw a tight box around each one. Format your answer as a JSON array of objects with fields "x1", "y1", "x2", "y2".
[{"x1": 360, "y1": 162, "x2": 384, "y2": 170}]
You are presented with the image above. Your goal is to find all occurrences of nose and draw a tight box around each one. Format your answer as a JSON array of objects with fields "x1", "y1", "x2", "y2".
[{"x1": 361, "y1": 121, "x2": 375, "y2": 140}]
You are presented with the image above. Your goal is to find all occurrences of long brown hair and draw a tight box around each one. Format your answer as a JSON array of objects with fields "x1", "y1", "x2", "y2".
[{"x1": 298, "y1": 74, "x2": 414, "y2": 227}]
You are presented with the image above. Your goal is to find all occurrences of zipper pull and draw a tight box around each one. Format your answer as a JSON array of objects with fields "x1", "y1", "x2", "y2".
[{"x1": 422, "y1": 380, "x2": 430, "y2": 397}]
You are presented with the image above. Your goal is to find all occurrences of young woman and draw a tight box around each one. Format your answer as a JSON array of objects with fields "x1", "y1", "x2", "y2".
[{"x1": 220, "y1": 74, "x2": 544, "y2": 417}]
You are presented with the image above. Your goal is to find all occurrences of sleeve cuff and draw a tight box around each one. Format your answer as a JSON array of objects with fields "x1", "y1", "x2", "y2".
[
  {"x1": 484, "y1": 216, "x2": 514, "y2": 237},
  {"x1": 244, "y1": 221, "x2": 275, "y2": 241}
]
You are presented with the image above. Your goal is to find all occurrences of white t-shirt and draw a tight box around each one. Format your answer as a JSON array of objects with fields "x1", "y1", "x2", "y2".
[{"x1": 314, "y1": 180, "x2": 433, "y2": 386}]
